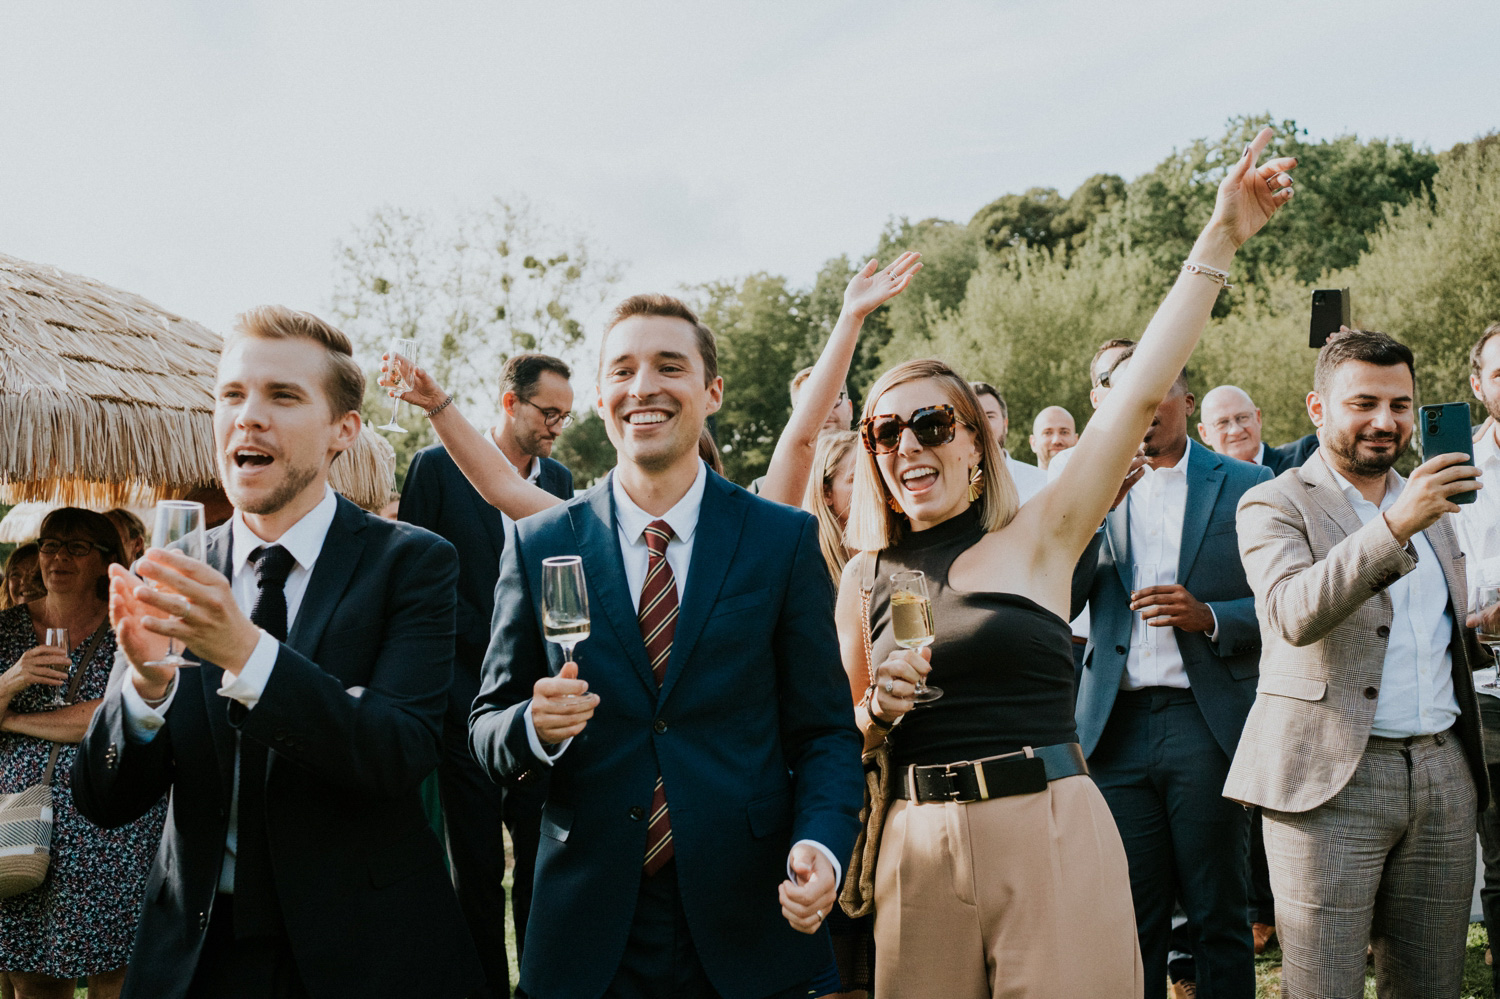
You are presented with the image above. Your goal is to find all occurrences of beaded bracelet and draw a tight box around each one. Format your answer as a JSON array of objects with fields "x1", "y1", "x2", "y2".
[{"x1": 426, "y1": 395, "x2": 455, "y2": 418}]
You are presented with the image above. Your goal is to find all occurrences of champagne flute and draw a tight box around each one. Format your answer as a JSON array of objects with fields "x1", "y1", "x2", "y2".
[
  {"x1": 890, "y1": 569, "x2": 941, "y2": 703},
  {"x1": 146, "y1": 500, "x2": 206, "y2": 668},
  {"x1": 542, "y1": 556, "x2": 591, "y2": 665},
  {"x1": 44, "y1": 627, "x2": 69, "y2": 706},
  {"x1": 1475, "y1": 584, "x2": 1500, "y2": 690},
  {"x1": 1132, "y1": 563, "x2": 1160, "y2": 654},
  {"x1": 378, "y1": 338, "x2": 419, "y2": 434}
]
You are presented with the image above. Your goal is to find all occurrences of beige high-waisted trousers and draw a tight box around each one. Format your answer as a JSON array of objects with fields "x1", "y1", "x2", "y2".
[{"x1": 873, "y1": 772, "x2": 1144, "y2": 998}]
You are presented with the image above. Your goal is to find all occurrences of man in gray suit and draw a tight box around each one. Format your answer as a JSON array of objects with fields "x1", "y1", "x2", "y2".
[{"x1": 1227, "y1": 329, "x2": 1490, "y2": 998}]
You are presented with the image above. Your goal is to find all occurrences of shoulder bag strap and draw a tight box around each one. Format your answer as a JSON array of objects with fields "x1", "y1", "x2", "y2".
[
  {"x1": 40, "y1": 618, "x2": 111, "y2": 785},
  {"x1": 858, "y1": 551, "x2": 878, "y2": 691}
]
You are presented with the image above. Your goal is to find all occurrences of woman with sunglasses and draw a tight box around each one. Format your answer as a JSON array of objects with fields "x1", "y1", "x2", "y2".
[
  {"x1": 377, "y1": 254, "x2": 921, "y2": 523},
  {"x1": 0, "y1": 509, "x2": 167, "y2": 999},
  {"x1": 839, "y1": 128, "x2": 1295, "y2": 996}
]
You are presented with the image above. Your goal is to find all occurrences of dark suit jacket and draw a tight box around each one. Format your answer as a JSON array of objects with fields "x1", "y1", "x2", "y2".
[
  {"x1": 1266, "y1": 433, "x2": 1319, "y2": 473},
  {"x1": 73, "y1": 496, "x2": 483, "y2": 999},
  {"x1": 469, "y1": 470, "x2": 863, "y2": 999},
  {"x1": 1076, "y1": 441, "x2": 1275, "y2": 759},
  {"x1": 400, "y1": 443, "x2": 573, "y2": 665}
]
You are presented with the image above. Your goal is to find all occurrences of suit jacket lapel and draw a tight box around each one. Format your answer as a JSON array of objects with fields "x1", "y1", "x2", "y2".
[
  {"x1": 1299, "y1": 451, "x2": 1367, "y2": 541},
  {"x1": 286, "y1": 496, "x2": 367, "y2": 662},
  {"x1": 574, "y1": 478, "x2": 658, "y2": 695},
  {"x1": 202, "y1": 525, "x2": 237, "y2": 796},
  {"x1": 1178, "y1": 442, "x2": 1225, "y2": 581},
  {"x1": 658, "y1": 473, "x2": 745, "y2": 705},
  {"x1": 1106, "y1": 500, "x2": 1131, "y2": 595}
]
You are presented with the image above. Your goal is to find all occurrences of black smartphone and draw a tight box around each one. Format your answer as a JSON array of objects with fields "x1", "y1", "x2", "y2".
[
  {"x1": 1419, "y1": 402, "x2": 1478, "y2": 505},
  {"x1": 1310, "y1": 288, "x2": 1351, "y2": 348}
]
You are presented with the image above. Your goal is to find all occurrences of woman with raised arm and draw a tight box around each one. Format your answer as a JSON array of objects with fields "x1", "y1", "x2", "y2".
[
  {"x1": 839, "y1": 128, "x2": 1294, "y2": 996},
  {"x1": 383, "y1": 255, "x2": 918, "y2": 519}
]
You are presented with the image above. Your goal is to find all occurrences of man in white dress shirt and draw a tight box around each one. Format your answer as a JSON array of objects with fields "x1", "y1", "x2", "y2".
[
  {"x1": 970, "y1": 381, "x2": 1049, "y2": 503},
  {"x1": 1226, "y1": 329, "x2": 1490, "y2": 997}
]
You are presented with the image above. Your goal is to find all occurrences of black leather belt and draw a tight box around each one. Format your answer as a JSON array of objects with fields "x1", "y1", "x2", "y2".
[{"x1": 897, "y1": 743, "x2": 1089, "y2": 804}]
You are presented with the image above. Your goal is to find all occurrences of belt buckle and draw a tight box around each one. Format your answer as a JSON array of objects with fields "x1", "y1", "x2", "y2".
[{"x1": 939, "y1": 761, "x2": 985, "y2": 803}]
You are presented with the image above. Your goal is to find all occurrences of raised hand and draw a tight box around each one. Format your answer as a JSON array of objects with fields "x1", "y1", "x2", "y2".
[
  {"x1": 1208, "y1": 126, "x2": 1297, "y2": 249},
  {"x1": 843, "y1": 252, "x2": 923, "y2": 319},
  {"x1": 379, "y1": 352, "x2": 447, "y2": 412}
]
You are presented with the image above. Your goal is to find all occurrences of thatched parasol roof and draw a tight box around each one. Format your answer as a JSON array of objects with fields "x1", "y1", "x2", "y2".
[{"x1": 0, "y1": 252, "x2": 394, "y2": 512}]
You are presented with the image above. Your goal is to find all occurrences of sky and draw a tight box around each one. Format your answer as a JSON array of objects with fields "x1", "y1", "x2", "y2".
[{"x1": 4, "y1": 0, "x2": 1498, "y2": 353}]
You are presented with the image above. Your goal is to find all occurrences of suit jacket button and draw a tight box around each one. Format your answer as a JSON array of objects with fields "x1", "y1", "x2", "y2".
[
  {"x1": 1364, "y1": 686, "x2": 1379, "y2": 700},
  {"x1": 1376, "y1": 625, "x2": 1390, "y2": 638},
  {"x1": 198, "y1": 912, "x2": 208, "y2": 931},
  {"x1": 653, "y1": 720, "x2": 668, "y2": 735},
  {"x1": 629, "y1": 805, "x2": 645, "y2": 821},
  {"x1": 1115, "y1": 645, "x2": 1127, "y2": 655},
  {"x1": 105, "y1": 743, "x2": 118, "y2": 769}
]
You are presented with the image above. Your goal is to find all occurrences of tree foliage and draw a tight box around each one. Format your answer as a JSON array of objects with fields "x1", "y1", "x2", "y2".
[{"x1": 551, "y1": 409, "x2": 616, "y2": 490}]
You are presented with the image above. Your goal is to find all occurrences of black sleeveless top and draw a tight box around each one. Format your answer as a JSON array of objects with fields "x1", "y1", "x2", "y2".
[{"x1": 869, "y1": 506, "x2": 1080, "y2": 770}]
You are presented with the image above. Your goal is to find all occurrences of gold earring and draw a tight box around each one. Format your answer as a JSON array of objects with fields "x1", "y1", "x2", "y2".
[
  {"x1": 968, "y1": 464, "x2": 985, "y2": 503},
  {"x1": 888, "y1": 494, "x2": 906, "y2": 517}
]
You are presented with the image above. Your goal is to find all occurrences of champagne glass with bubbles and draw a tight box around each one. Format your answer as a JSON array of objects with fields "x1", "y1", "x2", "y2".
[
  {"x1": 146, "y1": 500, "x2": 206, "y2": 668},
  {"x1": 45, "y1": 628, "x2": 69, "y2": 706},
  {"x1": 890, "y1": 569, "x2": 941, "y2": 702},
  {"x1": 378, "y1": 338, "x2": 419, "y2": 434},
  {"x1": 1475, "y1": 583, "x2": 1500, "y2": 690},
  {"x1": 542, "y1": 556, "x2": 591, "y2": 667}
]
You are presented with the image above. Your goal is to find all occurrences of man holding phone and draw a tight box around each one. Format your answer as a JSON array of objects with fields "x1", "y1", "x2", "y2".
[{"x1": 1227, "y1": 328, "x2": 1489, "y2": 996}]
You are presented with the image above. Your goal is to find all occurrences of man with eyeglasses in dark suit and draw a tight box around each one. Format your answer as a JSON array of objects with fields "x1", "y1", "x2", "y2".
[{"x1": 400, "y1": 352, "x2": 575, "y2": 998}]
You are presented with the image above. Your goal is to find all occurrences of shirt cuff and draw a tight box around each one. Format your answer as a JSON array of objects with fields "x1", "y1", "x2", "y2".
[
  {"x1": 524, "y1": 701, "x2": 572, "y2": 764},
  {"x1": 217, "y1": 629, "x2": 279, "y2": 710},
  {"x1": 788, "y1": 839, "x2": 844, "y2": 890},
  {"x1": 121, "y1": 658, "x2": 177, "y2": 744},
  {"x1": 1207, "y1": 606, "x2": 1220, "y2": 643}
]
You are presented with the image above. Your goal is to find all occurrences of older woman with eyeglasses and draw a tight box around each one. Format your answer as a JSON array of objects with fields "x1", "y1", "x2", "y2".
[
  {"x1": 0, "y1": 509, "x2": 167, "y2": 999},
  {"x1": 839, "y1": 129, "x2": 1295, "y2": 996}
]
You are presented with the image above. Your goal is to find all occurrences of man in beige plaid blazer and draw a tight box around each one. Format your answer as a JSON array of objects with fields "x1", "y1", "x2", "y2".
[{"x1": 1225, "y1": 329, "x2": 1490, "y2": 998}]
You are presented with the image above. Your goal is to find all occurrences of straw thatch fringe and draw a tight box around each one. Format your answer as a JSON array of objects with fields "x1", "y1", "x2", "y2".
[{"x1": 328, "y1": 427, "x2": 397, "y2": 513}]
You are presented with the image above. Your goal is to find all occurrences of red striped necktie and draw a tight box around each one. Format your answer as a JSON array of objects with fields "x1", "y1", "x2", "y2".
[{"x1": 639, "y1": 519, "x2": 678, "y2": 875}]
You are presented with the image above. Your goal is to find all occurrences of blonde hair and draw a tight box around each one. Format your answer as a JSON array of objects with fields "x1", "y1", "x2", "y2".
[
  {"x1": 845, "y1": 359, "x2": 1017, "y2": 551},
  {"x1": 803, "y1": 430, "x2": 859, "y2": 582}
]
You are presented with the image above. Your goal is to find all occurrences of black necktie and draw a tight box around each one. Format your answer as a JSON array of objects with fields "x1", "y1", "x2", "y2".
[{"x1": 234, "y1": 543, "x2": 297, "y2": 937}]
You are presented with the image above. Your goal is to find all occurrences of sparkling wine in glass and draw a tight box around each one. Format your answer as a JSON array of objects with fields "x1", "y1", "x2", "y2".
[
  {"x1": 45, "y1": 627, "x2": 70, "y2": 706},
  {"x1": 890, "y1": 569, "x2": 941, "y2": 703},
  {"x1": 378, "y1": 338, "x2": 420, "y2": 434},
  {"x1": 146, "y1": 500, "x2": 206, "y2": 668},
  {"x1": 1475, "y1": 584, "x2": 1500, "y2": 689},
  {"x1": 542, "y1": 556, "x2": 591, "y2": 666},
  {"x1": 1132, "y1": 563, "x2": 1160, "y2": 653}
]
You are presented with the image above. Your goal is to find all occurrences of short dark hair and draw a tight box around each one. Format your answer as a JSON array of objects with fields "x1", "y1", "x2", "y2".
[
  {"x1": 602, "y1": 294, "x2": 718, "y2": 385},
  {"x1": 1313, "y1": 329, "x2": 1416, "y2": 398},
  {"x1": 1108, "y1": 344, "x2": 1189, "y2": 393},
  {"x1": 1091, "y1": 338, "x2": 1136, "y2": 387},
  {"x1": 1471, "y1": 322, "x2": 1500, "y2": 381},
  {"x1": 37, "y1": 507, "x2": 125, "y2": 599},
  {"x1": 969, "y1": 381, "x2": 1007, "y2": 420},
  {"x1": 230, "y1": 306, "x2": 365, "y2": 419},
  {"x1": 499, "y1": 353, "x2": 572, "y2": 404}
]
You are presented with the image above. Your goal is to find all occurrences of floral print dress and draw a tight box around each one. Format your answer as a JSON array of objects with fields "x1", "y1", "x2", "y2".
[{"x1": 0, "y1": 604, "x2": 167, "y2": 977}]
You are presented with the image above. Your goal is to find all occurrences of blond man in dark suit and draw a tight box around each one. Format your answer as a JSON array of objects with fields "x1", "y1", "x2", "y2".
[{"x1": 1226, "y1": 329, "x2": 1490, "y2": 998}]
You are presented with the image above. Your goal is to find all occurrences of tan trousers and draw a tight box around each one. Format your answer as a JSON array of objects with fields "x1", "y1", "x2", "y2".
[{"x1": 873, "y1": 773, "x2": 1144, "y2": 998}]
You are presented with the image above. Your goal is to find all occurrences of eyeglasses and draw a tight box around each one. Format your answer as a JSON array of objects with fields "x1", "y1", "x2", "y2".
[
  {"x1": 37, "y1": 539, "x2": 108, "y2": 558},
  {"x1": 861, "y1": 404, "x2": 960, "y2": 454},
  {"x1": 518, "y1": 398, "x2": 575, "y2": 429},
  {"x1": 1209, "y1": 413, "x2": 1258, "y2": 434}
]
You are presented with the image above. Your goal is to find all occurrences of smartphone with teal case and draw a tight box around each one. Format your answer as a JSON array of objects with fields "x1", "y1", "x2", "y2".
[{"x1": 1418, "y1": 402, "x2": 1478, "y2": 505}]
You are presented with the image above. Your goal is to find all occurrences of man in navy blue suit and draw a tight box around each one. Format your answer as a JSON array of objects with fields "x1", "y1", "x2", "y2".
[
  {"x1": 469, "y1": 293, "x2": 863, "y2": 999},
  {"x1": 74, "y1": 307, "x2": 481, "y2": 999},
  {"x1": 1076, "y1": 347, "x2": 1272, "y2": 999},
  {"x1": 400, "y1": 352, "x2": 575, "y2": 998}
]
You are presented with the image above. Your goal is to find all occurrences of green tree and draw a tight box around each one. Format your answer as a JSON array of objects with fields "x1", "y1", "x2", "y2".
[
  {"x1": 331, "y1": 196, "x2": 620, "y2": 477},
  {"x1": 551, "y1": 410, "x2": 616, "y2": 490}
]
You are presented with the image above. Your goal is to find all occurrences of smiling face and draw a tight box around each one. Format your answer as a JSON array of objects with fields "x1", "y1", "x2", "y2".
[
  {"x1": 5, "y1": 550, "x2": 43, "y2": 605},
  {"x1": 1198, "y1": 386, "x2": 1263, "y2": 462},
  {"x1": 598, "y1": 314, "x2": 723, "y2": 474},
  {"x1": 870, "y1": 377, "x2": 982, "y2": 531},
  {"x1": 1029, "y1": 406, "x2": 1077, "y2": 469},
  {"x1": 214, "y1": 336, "x2": 361, "y2": 519},
  {"x1": 37, "y1": 536, "x2": 106, "y2": 600},
  {"x1": 1311, "y1": 360, "x2": 1414, "y2": 480},
  {"x1": 1472, "y1": 334, "x2": 1500, "y2": 425}
]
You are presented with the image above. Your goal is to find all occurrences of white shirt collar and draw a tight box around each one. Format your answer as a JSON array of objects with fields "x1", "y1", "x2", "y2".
[
  {"x1": 1252, "y1": 443, "x2": 1267, "y2": 466},
  {"x1": 229, "y1": 485, "x2": 339, "y2": 575},
  {"x1": 611, "y1": 460, "x2": 709, "y2": 547},
  {"x1": 490, "y1": 427, "x2": 542, "y2": 483},
  {"x1": 1476, "y1": 424, "x2": 1500, "y2": 469},
  {"x1": 1142, "y1": 439, "x2": 1194, "y2": 479},
  {"x1": 1327, "y1": 463, "x2": 1405, "y2": 514}
]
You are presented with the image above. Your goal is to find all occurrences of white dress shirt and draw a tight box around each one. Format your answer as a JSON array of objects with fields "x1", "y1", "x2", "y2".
[
  {"x1": 1328, "y1": 467, "x2": 1459, "y2": 737},
  {"x1": 1004, "y1": 453, "x2": 1049, "y2": 505},
  {"x1": 121, "y1": 485, "x2": 339, "y2": 893},
  {"x1": 1122, "y1": 444, "x2": 1194, "y2": 690},
  {"x1": 492, "y1": 427, "x2": 543, "y2": 533},
  {"x1": 1454, "y1": 426, "x2": 1500, "y2": 592}
]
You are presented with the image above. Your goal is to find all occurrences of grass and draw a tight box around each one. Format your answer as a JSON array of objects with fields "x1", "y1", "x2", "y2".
[{"x1": 1252, "y1": 924, "x2": 1494, "y2": 998}]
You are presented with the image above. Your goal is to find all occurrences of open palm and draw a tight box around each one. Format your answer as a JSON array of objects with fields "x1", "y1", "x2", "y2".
[
  {"x1": 844, "y1": 251, "x2": 923, "y2": 318},
  {"x1": 1211, "y1": 126, "x2": 1297, "y2": 249}
]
